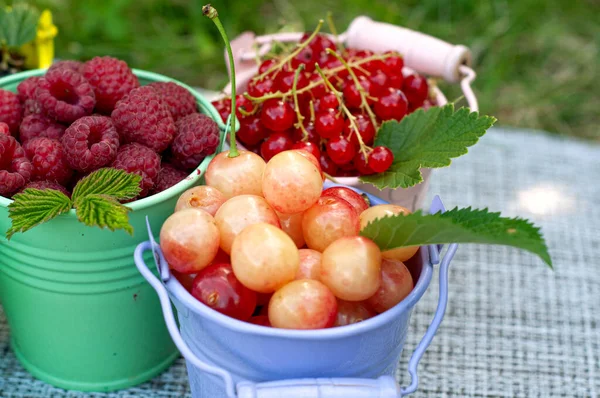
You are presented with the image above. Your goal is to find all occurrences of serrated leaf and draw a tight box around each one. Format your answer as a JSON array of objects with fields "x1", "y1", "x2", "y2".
[
  {"x1": 74, "y1": 194, "x2": 134, "y2": 235},
  {"x1": 0, "y1": 4, "x2": 40, "y2": 48},
  {"x1": 360, "y1": 207, "x2": 552, "y2": 267},
  {"x1": 359, "y1": 104, "x2": 496, "y2": 189},
  {"x1": 72, "y1": 168, "x2": 142, "y2": 202},
  {"x1": 6, "y1": 188, "x2": 72, "y2": 239}
]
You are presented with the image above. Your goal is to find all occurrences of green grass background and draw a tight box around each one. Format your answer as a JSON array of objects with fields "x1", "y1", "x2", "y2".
[{"x1": 33, "y1": 0, "x2": 599, "y2": 140}]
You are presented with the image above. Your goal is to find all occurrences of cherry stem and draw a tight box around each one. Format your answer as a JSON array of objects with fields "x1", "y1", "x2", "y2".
[
  {"x1": 203, "y1": 4, "x2": 239, "y2": 158},
  {"x1": 325, "y1": 48, "x2": 380, "y2": 131},
  {"x1": 291, "y1": 64, "x2": 308, "y2": 140},
  {"x1": 314, "y1": 64, "x2": 369, "y2": 158},
  {"x1": 253, "y1": 19, "x2": 324, "y2": 82}
]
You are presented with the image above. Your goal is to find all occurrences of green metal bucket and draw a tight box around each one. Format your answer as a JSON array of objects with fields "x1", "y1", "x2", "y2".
[{"x1": 0, "y1": 69, "x2": 226, "y2": 391}]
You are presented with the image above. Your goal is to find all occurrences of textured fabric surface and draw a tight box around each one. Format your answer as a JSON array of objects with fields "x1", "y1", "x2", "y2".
[{"x1": 1, "y1": 127, "x2": 598, "y2": 397}]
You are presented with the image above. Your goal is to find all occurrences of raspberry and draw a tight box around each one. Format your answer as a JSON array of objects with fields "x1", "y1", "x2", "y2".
[
  {"x1": 147, "y1": 82, "x2": 197, "y2": 121},
  {"x1": 0, "y1": 135, "x2": 32, "y2": 197},
  {"x1": 111, "y1": 86, "x2": 175, "y2": 153},
  {"x1": 62, "y1": 116, "x2": 120, "y2": 173},
  {"x1": 0, "y1": 89, "x2": 22, "y2": 135},
  {"x1": 23, "y1": 137, "x2": 73, "y2": 185},
  {"x1": 171, "y1": 113, "x2": 220, "y2": 170},
  {"x1": 23, "y1": 99, "x2": 42, "y2": 117},
  {"x1": 151, "y1": 163, "x2": 189, "y2": 194},
  {"x1": 21, "y1": 180, "x2": 71, "y2": 198},
  {"x1": 36, "y1": 69, "x2": 95, "y2": 123},
  {"x1": 0, "y1": 122, "x2": 9, "y2": 136},
  {"x1": 83, "y1": 56, "x2": 139, "y2": 114},
  {"x1": 16, "y1": 76, "x2": 42, "y2": 102},
  {"x1": 19, "y1": 114, "x2": 67, "y2": 143},
  {"x1": 111, "y1": 143, "x2": 160, "y2": 198},
  {"x1": 47, "y1": 60, "x2": 84, "y2": 74}
]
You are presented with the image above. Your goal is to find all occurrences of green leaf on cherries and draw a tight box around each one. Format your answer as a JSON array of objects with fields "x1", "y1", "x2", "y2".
[
  {"x1": 359, "y1": 104, "x2": 496, "y2": 189},
  {"x1": 6, "y1": 188, "x2": 72, "y2": 239},
  {"x1": 72, "y1": 168, "x2": 142, "y2": 202},
  {"x1": 360, "y1": 207, "x2": 552, "y2": 268},
  {"x1": 74, "y1": 194, "x2": 134, "y2": 235}
]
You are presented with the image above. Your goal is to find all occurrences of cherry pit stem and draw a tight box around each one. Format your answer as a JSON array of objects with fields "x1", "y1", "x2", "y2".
[{"x1": 203, "y1": 4, "x2": 239, "y2": 158}]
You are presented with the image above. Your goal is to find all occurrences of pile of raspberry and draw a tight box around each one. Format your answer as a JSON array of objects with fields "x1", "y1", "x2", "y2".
[
  {"x1": 212, "y1": 33, "x2": 434, "y2": 177},
  {"x1": 0, "y1": 57, "x2": 220, "y2": 200}
]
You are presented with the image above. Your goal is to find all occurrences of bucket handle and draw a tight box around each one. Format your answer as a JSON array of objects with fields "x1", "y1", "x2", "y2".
[{"x1": 134, "y1": 195, "x2": 456, "y2": 398}]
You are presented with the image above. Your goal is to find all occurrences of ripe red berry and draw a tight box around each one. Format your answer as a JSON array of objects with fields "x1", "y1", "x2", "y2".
[
  {"x1": 211, "y1": 98, "x2": 231, "y2": 123},
  {"x1": 83, "y1": 56, "x2": 139, "y2": 114},
  {"x1": 383, "y1": 52, "x2": 404, "y2": 76},
  {"x1": 260, "y1": 131, "x2": 293, "y2": 161},
  {"x1": 301, "y1": 33, "x2": 337, "y2": 55},
  {"x1": 274, "y1": 70, "x2": 309, "y2": 93},
  {"x1": 374, "y1": 88, "x2": 408, "y2": 121},
  {"x1": 353, "y1": 151, "x2": 374, "y2": 175},
  {"x1": 291, "y1": 122, "x2": 320, "y2": 145},
  {"x1": 247, "y1": 77, "x2": 276, "y2": 98},
  {"x1": 148, "y1": 82, "x2": 197, "y2": 121},
  {"x1": 308, "y1": 74, "x2": 327, "y2": 98},
  {"x1": 388, "y1": 74, "x2": 404, "y2": 89},
  {"x1": 342, "y1": 77, "x2": 372, "y2": 108},
  {"x1": 260, "y1": 99, "x2": 295, "y2": 132},
  {"x1": 258, "y1": 59, "x2": 278, "y2": 75},
  {"x1": 313, "y1": 92, "x2": 339, "y2": 113},
  {"x1": 319, "y1": 152, "x2": 338, "y2": 176},
  {"x1": 0, "y1": 89, "x2": 23, "y2": 135},
  {"x1": 314, "y1": 109, "x2": 344, "y2": 139},
  {"x1": 368, "y1": 146, "x2": 394, "y2": 173},
  {"x1": 292, "y1": 141, "x2": 321, "y2": 160},
  {"x1": 0, "y1": 135, "x2": 32, "y2": 196},
  {"x1": 237, "y1": 115, "x2": 267, "y2": 146},
  {"x1": 368, "y1": 70, "x2": 389, "y2": 97},
  {"x1": 23, "y1": 137, "x2": 73, "y2": 185},
  {"x1": 326, "y1": 136, "x2": 356, "y2": 165},
  {"x1": 403, "y1": 74, "x2": 429, "y2": 108},
  {"x1": 291, "y1": 46, "x2": 316, "y2": 72},
  {"x1": 343, "y1": 114, "x2": 375, "y2": 147},
  {"x1": 0, "y1": 122, "x2": 9, "y2": 136},
  {"x1": 234, "y1": 94, "x2": 254, "y2": 118}
]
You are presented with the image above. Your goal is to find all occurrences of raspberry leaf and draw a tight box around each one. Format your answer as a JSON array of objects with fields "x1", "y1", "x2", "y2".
[
  {"x1": 359, "y1": 104, "x2": 497, "y2": 189},
  {"x1": 72, "y1": 168, "x2": 142, "y2": 202},
  {"x1": 6, "y1": 188, "x2": 72, "y2": 239},
  {"x1": 74, "y1": 194, "x2": 134, "y2": 235},
  {"x1": 360, "y1": 207, "x2": 552, "y2": 267}
]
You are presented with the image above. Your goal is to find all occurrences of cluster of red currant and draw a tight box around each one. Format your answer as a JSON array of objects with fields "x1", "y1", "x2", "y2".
[{"x1": 212, "y1": 30, "x2": 432, "y2": 178}]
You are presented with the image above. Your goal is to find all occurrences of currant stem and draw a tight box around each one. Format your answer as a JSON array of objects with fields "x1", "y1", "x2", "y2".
[
  {"x1": 253, "y1": 19, "x2": 324, "y2": 81},
  {"x1": 291, "y1": 64, "x2": 308, "y2": 140},
  {"x1": 309, "y1": 100, "x2": 316, "y2": 123},
  {"x1": 203, "y1": 4, "x2": 239, "y2": 158},
  {"x1": 326, "y1": 12, "x2": 345, "y2": 51},
  {"x1": 314, "y1": 65, "x2": 369, "y2": 158},
  {"x1": 326, "y1": 48, "x2": 379, "y2": 131}
]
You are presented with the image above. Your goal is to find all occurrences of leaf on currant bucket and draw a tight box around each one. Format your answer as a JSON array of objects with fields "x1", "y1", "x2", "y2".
[
  {"x1": 360, "y1": 208, "x2": 552, "y2": 267},
  {"x1": 72, "y1": 168, "x2": 142, "y2": 202},
  {"x1": 6, "y1": 188, "x2": 72, "y2": 239},
  {"x1": 359, "y1": 104, "x2": 497, "y2": 190},
  {"x1": 74, "y1": 194, "x2": 134, "y2": 235}
]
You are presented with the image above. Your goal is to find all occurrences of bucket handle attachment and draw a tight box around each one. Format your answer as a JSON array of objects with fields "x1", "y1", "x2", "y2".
[{"x1": 135, "y1": 196, "x2": 457, "y2": 398}]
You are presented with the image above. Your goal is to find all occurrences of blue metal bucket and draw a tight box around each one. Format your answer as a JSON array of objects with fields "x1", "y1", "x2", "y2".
[{"x1": 134, "y1": 185, "x2": 458, "y2": 398}]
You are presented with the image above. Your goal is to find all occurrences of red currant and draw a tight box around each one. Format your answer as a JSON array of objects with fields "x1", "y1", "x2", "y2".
[
  {"x1": 342, "y1": 77, "x2": 372, "y2": 108},
  {"x1": 403, "y1": 74, "x2": 429, "y2": 108},
  {"x1": 308, "y1": 73, "x2": 327, "y2": 98},
  {"x1": 323, "y1": 56, "x2": 343, "y2": 72},
  {"x1": 388, "y1": 74, "x2": 404, "y2": 89},
  {"x1": 247, "y1": 77, "x2": 276, "y2": 98},
  {"x1": 374, "y1": 88, "x2": 408, "y2": 121},
  {"x1": 368, "y1": 70, "x2": 389, "y2": 97},
  {"x1": 190, "y1": 263, "x2": 257, "y2": 321},
  {"x1": 259, "y1": 59, "x2": 278, "y2": 75},
  {"x1": 260, "y1": 131, "x2": 293, "y2": 161},
  {"x1": 343, "y1": 114, "x2": 375, "y2": 146},
  {"x1": 314, "y1": 109, "x2": 344, "y2": 139},
  {"x1": 291, "y1": 47, "x2": 316, "y2": 72},
  {"x1": 368, "y1": 146, "x2": 394, "y2": 172},
  {"x1": 260, "y1": 99, "x2": 295, "y2": 131},
  {"x1": 319, "y1": 152, "x2": 338, "y2": 175},
  {"x1": 275, "y1": 70, "x2": 309, "y2": 93},
  {"x1": 326, "y1": 136, "x2": 356, "y2": 165},
  {"x1": 383, "y1": 52, "x2": 404, "y2": 76},
  {"x1": 235, "y1": 94, "x2": 254, "y2": 118},
  {"x1": 212, "y1": 98, "x2": 231, "y2": 123},
  {"x1": 301, "y1": 33, "x2": 337, "y2": 55},
  {"x1": 314, "y1": 92, "x2": 339, "y2": 113},
  {"x1": 291, "y1": 122, "x2": 320, "y2": 144},
  {"x1": 237, "y1": 115, "x2": 267, "y2": 146},
  {"x1": 353, "y1": 151, "x2": 375, "y2": 175},
  {"x1": 292, "y1": 141, "x2": 321, "y2": 160}
]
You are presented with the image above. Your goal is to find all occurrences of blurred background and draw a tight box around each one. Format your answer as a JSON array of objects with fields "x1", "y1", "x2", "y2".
[{"x1": 31, "y1": 0, "x2": 599, "y2": 140}]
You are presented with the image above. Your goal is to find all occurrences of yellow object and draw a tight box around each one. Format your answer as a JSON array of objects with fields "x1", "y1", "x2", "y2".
[{"x1": 20, "y1": 10, "x2": 58, "y2": 70}]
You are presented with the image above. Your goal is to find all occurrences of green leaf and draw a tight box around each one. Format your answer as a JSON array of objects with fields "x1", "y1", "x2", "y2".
[
  {"x1": 72, "y1": 168, "x2": 142, "y2": 202},
  {"x1": 360, "y1": 207, "x2": 552, "y2": 268},
  {"x1": 359, "y1": 104, "x2": 497, "y2": 189},
  {"x1": 74, "y1": 194, "x2": 134, "y2": 235},
  {"x1": 6, "y1": 188, "x2": 72, "y2": 239},
  {"x1": 0, "y1": 3, "x2": 40, "y2": 48}
]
